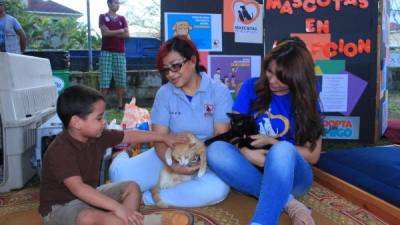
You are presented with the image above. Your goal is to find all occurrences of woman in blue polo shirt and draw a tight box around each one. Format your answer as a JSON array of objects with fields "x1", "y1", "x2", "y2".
[
  {"x1": 109, "y1": 36, "x2": 232, "y2": 207},
  {"x1": 207, "y1": 38, "x2": 323, "y2": 225}
]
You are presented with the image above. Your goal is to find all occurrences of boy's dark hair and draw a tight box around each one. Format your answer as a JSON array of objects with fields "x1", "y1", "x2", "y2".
[
  {"x1": 57, "y1": 85, "x2": 105, "y2": 128},
  {"x1": 107, "y1": 0, "x2": 114, "y2": 4}
]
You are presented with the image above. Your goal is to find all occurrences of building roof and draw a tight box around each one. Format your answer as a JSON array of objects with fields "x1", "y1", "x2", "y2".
[{"x1": 26, "y1": 0, "x2": 82, "y2": 17}]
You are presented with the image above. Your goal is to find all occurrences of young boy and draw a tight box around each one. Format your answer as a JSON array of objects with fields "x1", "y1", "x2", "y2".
[{"x1": 39, "y1": 85, "x2": 187, "y2": 225}]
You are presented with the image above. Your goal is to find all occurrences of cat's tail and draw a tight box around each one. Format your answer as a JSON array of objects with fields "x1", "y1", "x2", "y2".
[{"x1": 150, "y1": 186, "x2": 169, "y2": 208}]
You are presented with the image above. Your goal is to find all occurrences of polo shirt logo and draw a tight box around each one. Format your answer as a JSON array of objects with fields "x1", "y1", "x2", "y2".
[
  {"x1": 204, "y1": 103, "x2": 215, "y2": 117},
  {"x1": 170, "y1": 112, "x2": 181, "y2": 115}
]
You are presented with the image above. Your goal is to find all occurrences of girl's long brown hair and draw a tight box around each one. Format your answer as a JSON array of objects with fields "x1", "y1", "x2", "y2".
[{"x1": 253, "y1": 38, "x2": 322, "y2": 150}]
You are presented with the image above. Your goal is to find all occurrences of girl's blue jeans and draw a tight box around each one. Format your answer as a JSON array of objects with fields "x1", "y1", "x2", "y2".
[{"x1": 207, "y1": 141, "x2": 313, "y2": 225}]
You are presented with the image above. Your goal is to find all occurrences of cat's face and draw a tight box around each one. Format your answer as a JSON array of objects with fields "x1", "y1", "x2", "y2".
[
  {"x1": 171, "y1": 134, "x2": 202, "y2": 166},
  {"x1": 227, "y1": 113, "x2": 257, "y2": 134}
]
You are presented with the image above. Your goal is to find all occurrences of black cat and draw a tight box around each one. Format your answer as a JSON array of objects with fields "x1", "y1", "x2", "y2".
[{"x1": 205, "y1": 113, "x2": 265, "y2": 149}]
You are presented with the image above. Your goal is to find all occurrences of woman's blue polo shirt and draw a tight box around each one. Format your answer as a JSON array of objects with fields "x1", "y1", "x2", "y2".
[{"x1": 151, "y1": 72, "x2": 233, "y2": 141}]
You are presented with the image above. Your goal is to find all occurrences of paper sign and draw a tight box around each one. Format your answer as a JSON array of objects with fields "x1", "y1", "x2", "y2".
[
  {"x1": 320, "y1": 74, "x2": 348, "y2": 112},
  {"x1": 323, "y1": 116, "x2": 360, "y2": 140},
  {"x1": 208, "y1": 55, "x2": 261, "y2": 91},
  {"x1": 233, "y1": 0, "x2": 263, "y2": 43},
  {"x1": 165, "y1": 13, "x2": 222, "y2": 51}
]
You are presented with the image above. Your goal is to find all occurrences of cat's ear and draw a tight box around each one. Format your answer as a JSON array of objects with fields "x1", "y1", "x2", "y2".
[
  {"x1": 165, "y1": 148, "x2": 173, "y2": 166},
  {"x1": 197, "y1": 144, "x2": 207, "y2": 177}
]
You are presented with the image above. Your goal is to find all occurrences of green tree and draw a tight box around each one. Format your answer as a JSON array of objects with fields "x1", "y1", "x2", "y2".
[{"x1": 4, "y1": 0, "x2": 100, "y2": 50}]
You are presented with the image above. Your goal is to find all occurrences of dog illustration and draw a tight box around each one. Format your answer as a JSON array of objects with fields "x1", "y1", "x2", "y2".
[
  {"x1": 241, "y1": 5, "x2": 253, "y2": 20},
  {"x1": 172, "y1": 21, "x2": 193, "y2": 40},
  {"x1": 238, "y1": 5, "x2": 254, "y2": 22}
]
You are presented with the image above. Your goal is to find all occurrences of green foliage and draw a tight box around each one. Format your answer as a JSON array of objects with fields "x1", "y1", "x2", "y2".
[
  {"x1": 106, "y1": 109, "x2": 124, "y2": 124},
  {"x1": 4, "y1": 0, "x2": 100, "y2": 50},
  {"x1": 389, "y1": 90, "x2": 400, "y2": 119}
]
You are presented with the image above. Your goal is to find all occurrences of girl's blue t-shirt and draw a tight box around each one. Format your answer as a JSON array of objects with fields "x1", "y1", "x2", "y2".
[{"x1": 233, "y1": 78, "x2": 295, "y2": 144}]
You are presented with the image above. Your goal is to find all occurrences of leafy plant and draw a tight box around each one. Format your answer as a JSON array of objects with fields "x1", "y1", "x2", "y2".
[
  {"x1": 389, "y1": 90, "x2": 400, "y2": 119},
  {"x1": 5, "y1": 0, "x2": 101, "y2": 50}
]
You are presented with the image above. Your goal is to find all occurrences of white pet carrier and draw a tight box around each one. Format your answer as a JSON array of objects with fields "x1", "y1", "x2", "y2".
[{"x1": 0, "y1": 52, "x2": 58, "y2": 192}]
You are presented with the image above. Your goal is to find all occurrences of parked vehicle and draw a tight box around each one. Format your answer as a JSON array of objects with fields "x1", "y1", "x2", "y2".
[
  {"x1": 69, "y1": 37, "x2": 161, "y2": 71},
  {"x1": 24, "y1": 50, "x2": 69, "y2": 70}
]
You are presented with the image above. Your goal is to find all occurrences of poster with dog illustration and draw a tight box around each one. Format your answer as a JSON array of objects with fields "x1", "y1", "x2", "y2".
[
  {"x1": 165, "y1": 12, "x2": 222, "y2": 51},
  {"x1": 223, "y1": 0, "x2": 263, "y2": 44}
]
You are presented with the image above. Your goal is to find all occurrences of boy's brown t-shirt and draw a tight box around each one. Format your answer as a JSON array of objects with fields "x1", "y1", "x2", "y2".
[{"x1": 38, "y1": 129, "x2": 124, "y2": 216}]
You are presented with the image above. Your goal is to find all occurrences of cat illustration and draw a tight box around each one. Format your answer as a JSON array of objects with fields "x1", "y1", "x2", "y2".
[{"x1": 151, "y1": 133, "x2": 207, "y2": 208}]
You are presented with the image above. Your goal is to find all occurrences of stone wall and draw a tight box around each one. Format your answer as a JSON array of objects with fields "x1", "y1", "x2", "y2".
[{"x1": 70, "y1": 70, "x2": 162, "y2": 108}]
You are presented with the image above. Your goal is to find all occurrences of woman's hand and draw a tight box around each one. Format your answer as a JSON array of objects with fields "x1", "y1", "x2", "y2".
[
  {"x1": 240, "y1": 147, "x2": 268, "y2": 167},
  {"x1": 162, "y1": 133, "x2": 189, "y2": 148},
  {"x1": 249, "y1": 134, "x2": 278, "y2": 148}
]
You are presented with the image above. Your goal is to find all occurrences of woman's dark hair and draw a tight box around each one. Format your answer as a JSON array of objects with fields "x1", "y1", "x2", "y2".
[
  {"x1": 57, "y1": 85, "x2": 105, "y2": 128},
  {"x1": 253, "y1": 37, "x2": 322, "y2": 150},
  {"x1": 156, "y1": 35, "x2": 206, "y2": 79}
]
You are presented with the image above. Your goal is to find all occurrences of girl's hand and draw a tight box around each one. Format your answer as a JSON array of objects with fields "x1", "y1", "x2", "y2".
[
  {"x1": 240, "y1": 147, "x2": 268, "y2": 167},
  {"x1": 162, "y1": 133, "x2": 189, "y2": 148},
  {"x1": 249, "y1": 134, "x2": 278, "y2": 148}
]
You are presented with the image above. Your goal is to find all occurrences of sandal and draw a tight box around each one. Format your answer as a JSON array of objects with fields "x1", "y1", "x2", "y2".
[{"x1": 285, "y1": 199, "x2": 315, "y2": 225}]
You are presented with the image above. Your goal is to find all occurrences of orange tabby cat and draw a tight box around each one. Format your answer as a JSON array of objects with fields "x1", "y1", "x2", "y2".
[{"x1": 151, "y1": 133, "x2": 206, "y2": 208}]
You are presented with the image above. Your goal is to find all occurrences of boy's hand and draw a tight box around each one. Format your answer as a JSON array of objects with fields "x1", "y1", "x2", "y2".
[
  {"x1": 114, "y1": 205, "x2": 144, "y2": 225},
  {"x1": 162, "y1": 133, "x2": 189, "y2": 148}
]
